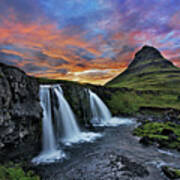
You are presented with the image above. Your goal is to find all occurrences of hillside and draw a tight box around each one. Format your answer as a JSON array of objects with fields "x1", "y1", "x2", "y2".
[
  {"x1": 105, "y1": 46, "x2": 180, "y2": 115},
  {"x1": 106, "y1": 45, "x2": 180, "y2": 91}
]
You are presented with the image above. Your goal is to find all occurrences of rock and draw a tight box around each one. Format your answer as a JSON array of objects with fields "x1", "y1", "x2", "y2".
[
  {"x1": 119, "y1": 156, "x2": 149, "y2": 178},
  {"x1": 161, "y1": 128, "x2": 178, "y2": 141},
  {"x1": 61, "y1": 84, "x2": 92, "y2": 125},
  {"x1": 139, "y1": 136, "x2": 151, "y2": 146},
  {"x1": 161, "y1": 128, "x2": 174, "y2": 136},
  {"x1": 0, "y1": 63, "x2": 42, "y2": 162},
  {"x1": 162, "y1": 166, "x2": 180, "y2": 179}
]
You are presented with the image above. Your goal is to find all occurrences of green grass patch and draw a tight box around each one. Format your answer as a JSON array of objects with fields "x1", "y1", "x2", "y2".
[
  {"x1": 0, "y1": 164, "x2": 40, "y2": 180},
  {"x1": 107, "y1": 89, "x2": 180, "y2": 115},
  {"x1": 107, "y1": 91, "x2": 140, "y2": 115}
]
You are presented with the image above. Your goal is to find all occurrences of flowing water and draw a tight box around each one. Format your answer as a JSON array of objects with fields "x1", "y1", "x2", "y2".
[
  {"x1": 32, "y1": 85, "x2": 65, "y2": 164},
  {"x1": 89, "y1": 89, "x2": 111, "y2": 125},
  {"x1": 89, "y1": 89, "x2": 134, "y2": 126},
  {"x1": 53, "y1": 86, "x2": 101, "y2": 146},
  {"x1": 32, "y1": 85, "x2": 101, "y2": 164}
]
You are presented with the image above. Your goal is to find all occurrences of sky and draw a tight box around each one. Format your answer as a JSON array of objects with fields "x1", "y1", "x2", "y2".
[{"x1": 0, "y1": 0, "x2": 180, "y2": 85}]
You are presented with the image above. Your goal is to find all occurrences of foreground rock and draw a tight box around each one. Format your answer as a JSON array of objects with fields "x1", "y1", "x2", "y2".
[
  {"x1": 0, "y1": 63, "x2": 42, "y2": 162},
  {"x1": 162, "y1": 166, "x2": 180, "y2": 179}
]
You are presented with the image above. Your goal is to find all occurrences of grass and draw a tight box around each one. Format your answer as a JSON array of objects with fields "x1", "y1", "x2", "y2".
[
  {"x1": 107, "y1": 91, "x2": 140, "y2": 115},
  {"x1": 0, "y1": 163, "x2": 40, "y2": 180},
  {"x1": 107, "y1": 89, "x2": 180, "y2": 115},
  {"x1": 133, "y1": 122, "x2": 180, "y2": 150}
]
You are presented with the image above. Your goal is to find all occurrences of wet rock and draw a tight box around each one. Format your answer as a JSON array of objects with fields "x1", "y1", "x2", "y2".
[
  {"x1": 61, "y1": 84, "x2": 92, "y2": 125},
  {"x1": 119, "y1": 155, "x2": 149, "y2": 178},
  {"x1": 106, "y1": 153, "x2": 149, "y2": 179}
]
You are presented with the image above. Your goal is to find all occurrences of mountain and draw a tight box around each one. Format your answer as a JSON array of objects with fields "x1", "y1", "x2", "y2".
[
  {"x1": 106, "y1": 45, "x2": 180, "y2": 90},
  {"x1": 105, "y1": 46, "x2": 180, "y2": 115}
]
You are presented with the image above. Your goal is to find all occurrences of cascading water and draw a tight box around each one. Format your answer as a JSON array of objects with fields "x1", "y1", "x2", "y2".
[
  {"x1": 32, "y1": 85, "x2": 101, "y2": 164},
  {"x1": 89, "y1": 89, "x2": 111, "y2": 125},
  {"x1": 54, "y1": 86, "x2": 80, "y2": 142},
  {"x1": 32, "y1": 85, "x2": 65, "y2": 164},
  {"x1": 53, "y1": 86, "x2": 101, "y2": 145},
  {"x1": 89, "y1": 89, "x2": 134, "y2": 126},
  {"x1": 40, "y1": 86, "x2": 56, "y2": 152}
]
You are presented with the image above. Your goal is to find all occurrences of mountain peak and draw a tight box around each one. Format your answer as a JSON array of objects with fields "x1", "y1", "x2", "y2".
[
  {"x1": 129, "y1": 45, "x2": 164, "y2": 69},
  {"x1": 135, "y1": 45, "x2": 163, "y2": 58}
]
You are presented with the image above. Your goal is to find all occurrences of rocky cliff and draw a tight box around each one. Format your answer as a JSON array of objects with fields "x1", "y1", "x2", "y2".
[{"x1": 0, "y1": 63, "x2": 42, "y2": 162}]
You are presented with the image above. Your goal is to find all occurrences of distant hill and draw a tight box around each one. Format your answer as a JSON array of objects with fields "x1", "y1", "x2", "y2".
[{"x1": 106, "y1": 46, "x2": 180, "y2": 91}]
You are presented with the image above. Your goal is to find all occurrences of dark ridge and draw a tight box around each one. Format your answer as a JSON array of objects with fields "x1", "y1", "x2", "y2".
[{"x1": 0, "y1": 62, "x2": 26, "y2": 74}]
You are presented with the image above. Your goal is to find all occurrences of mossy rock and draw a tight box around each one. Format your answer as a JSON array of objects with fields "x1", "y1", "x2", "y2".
[
  {"x1": 162, "y1": 166, "x2": 180, "y2": 179},
  {"x1": 133, "y1": 122, "x2": 180, "y2": 150}
]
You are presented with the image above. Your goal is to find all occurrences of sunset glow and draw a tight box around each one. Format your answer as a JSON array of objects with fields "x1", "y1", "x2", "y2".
[{"x1": 0, "y1": 0, "x2": 180, "y2": 84}]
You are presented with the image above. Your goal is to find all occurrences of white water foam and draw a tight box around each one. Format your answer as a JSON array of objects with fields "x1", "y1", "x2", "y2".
[{"x1": 32, "y1": 150, "x2": 66, "y2": 164}]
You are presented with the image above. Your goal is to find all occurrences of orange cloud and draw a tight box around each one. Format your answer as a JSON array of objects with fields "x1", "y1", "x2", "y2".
[{"x1": 0, "y1": 8, "x2": 180, "y2": 85}]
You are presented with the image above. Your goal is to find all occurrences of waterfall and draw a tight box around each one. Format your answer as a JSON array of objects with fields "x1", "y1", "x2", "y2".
[
  {"x1": 54, "y1": 86, "x2": 81, "y2": 143},
  {"x1": 89, "y1": 90, "x2": 134, "y2": 126},
  {"x1": 32, "y1": 85, "x2": 65, "y2": 164},
  {"x1": 89, "y1": 89, "x2": 111, "y2": 125},
  {"x1": 40, "y1": 86, "x2": 56, "y2": 152},
  {"x1": 53, "y1": 85, "x2": 101, "y2": 145},
  {"x1": 32, "y1": 85, "x2": 101, "y2": 164}
]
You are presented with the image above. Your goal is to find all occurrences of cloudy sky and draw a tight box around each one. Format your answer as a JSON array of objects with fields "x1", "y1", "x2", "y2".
[{"x1": 0, "y1": 0, "x2": 180, "y2": 84}]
